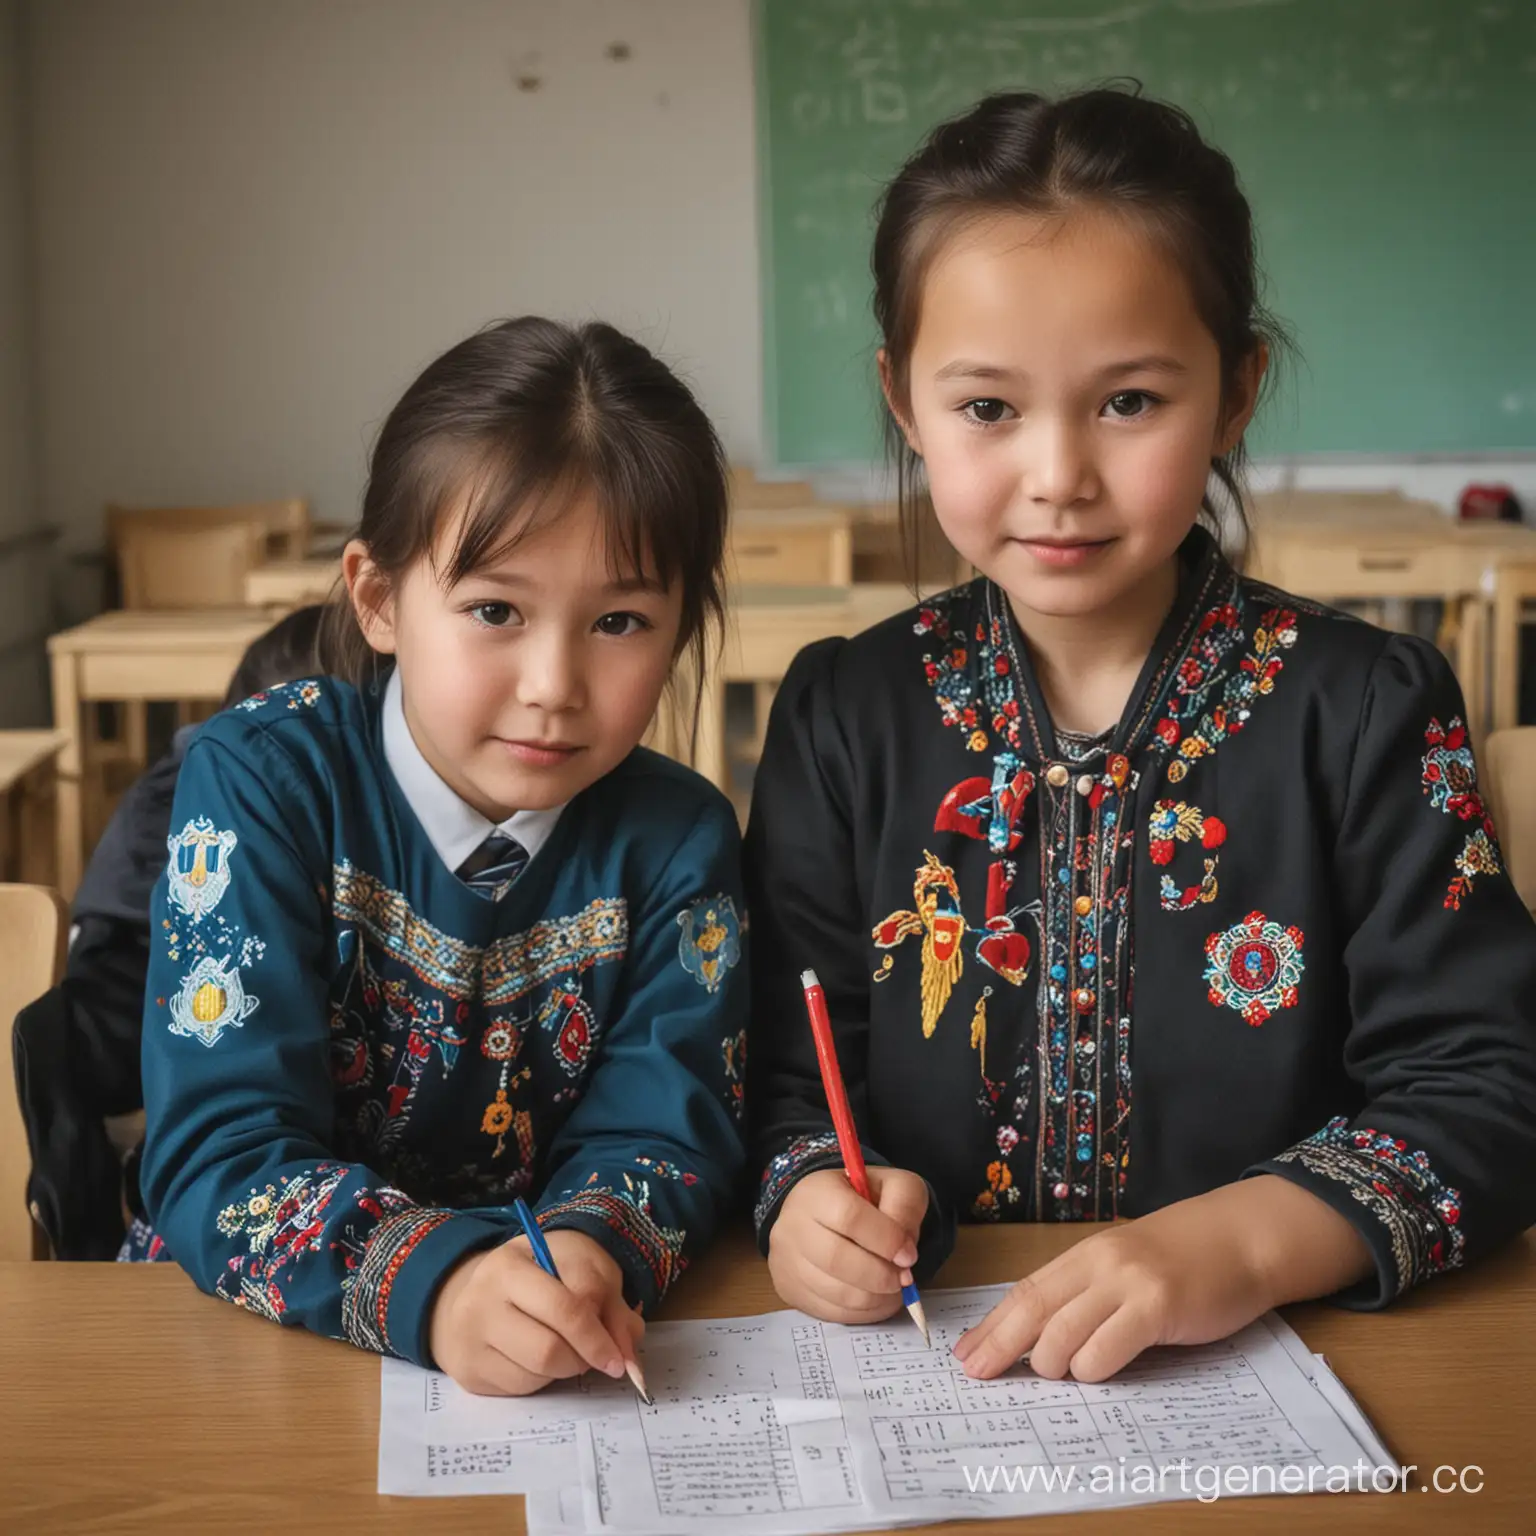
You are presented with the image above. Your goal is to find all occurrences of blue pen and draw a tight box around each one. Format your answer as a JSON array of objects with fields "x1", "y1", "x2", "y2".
[{"x1": 514, "y1": 1197, "x2": 651, "y2": 1404}]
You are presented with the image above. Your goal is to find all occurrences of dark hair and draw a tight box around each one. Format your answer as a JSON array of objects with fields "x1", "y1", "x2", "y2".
[
  {"x1": 872, "y1": 84, "x2": 1291, "y2": 566},
  {"x1": 222, "y1": 604, "x2": 326, "y2": 708},
  {"x1": 321, "y1": 316, "x2": 728, "y2": 726}
]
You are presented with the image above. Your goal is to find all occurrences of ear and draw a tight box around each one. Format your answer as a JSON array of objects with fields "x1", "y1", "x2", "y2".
[
  {"x1": 877, "y1": 348, "x2": 923, "y2": 457},
  {"x1": 1214, "y1": 341, "x2": 1268, "y2": 456},
  {"x1": 342, "y1": 539, "x2": 399, "y2": 655}
]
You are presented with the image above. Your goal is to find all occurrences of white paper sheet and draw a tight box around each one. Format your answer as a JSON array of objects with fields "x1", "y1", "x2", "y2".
[
  {"x1": 820, "y1": 1285, "x2": 1395, "y2": 1524},
  {"x1": 378, "y1": 1353, "x2": 631, "y2": 1495},
  {"x1": 380, "y1": 1285, "x2": 1397, "y2": 1531}
]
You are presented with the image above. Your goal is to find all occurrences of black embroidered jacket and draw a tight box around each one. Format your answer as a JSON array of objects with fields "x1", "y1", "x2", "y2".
[{"x1": 745, "y1": 530, "x2": 1536, "y2": 1306}]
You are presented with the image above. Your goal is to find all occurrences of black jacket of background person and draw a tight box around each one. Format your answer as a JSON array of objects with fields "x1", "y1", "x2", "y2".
[
  {"x1": 746, "y1": 527, "x2": 1536, "y2": 1307},
  {"x1": 13, "y1": 726, "x2": 194, "y2": 1258}
]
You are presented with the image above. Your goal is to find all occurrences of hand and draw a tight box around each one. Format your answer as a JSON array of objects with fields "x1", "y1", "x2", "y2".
[
  {"x1": 428, "y1": 1228, "x2": 643, "y2": 1396},
  {"x1": 768, "y1": 1165, "x2": 929, "y2": 1324},
  {"x1": 955, "y1": 1176, "x2": 1373, "y2": 1383}
]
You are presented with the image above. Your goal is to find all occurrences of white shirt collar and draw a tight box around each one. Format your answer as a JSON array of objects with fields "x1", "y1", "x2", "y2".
[{"x1": 381, "y1": 668, "x2": 564, "y2": 876}]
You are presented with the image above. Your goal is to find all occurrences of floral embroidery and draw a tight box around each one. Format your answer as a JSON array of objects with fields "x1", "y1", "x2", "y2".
[
  {"x1": 214, "y1": 1164, "x2": 353, "y2": 1322},
  {"x1": 633, "y1": 1155, "x2": 700, "y2": 1185},
  {"x1": 722, "y1": 1028, "x2": 746, "y2": 1121},
  {"x1": 166, "y1": 817, "x2": 239, "y2": 922},
  {"x1": 538, "y1": 1174, "x2": 686, "y2": 1305},
  {"x1": 168, "y1": 953, "x2": 259, "y2": 1047},
  {"x1": 1270, "y1": 1116, "x2": 1465, "y2": 1293},
  {"x1": 1421, "y1": 717, "x2": 1504, "y2": 909},
  {"x1": 675, "y1": 894, "x2": 742, "y2": 993},
  {"x1": 754, "y1": 1131, "x2": 843, "y2": 1233},
  {"x1": 1148, "y1": 800, "x2": 1226, "y2": 911},
  {"x1": 973, "y1": 1151, "x2": 1022, "y2": 1220},
  {"x1": 1155, "y1": 607, "x2": 1297, "y2": 783},
  {"x1": 1204, "y1": 910, "x2": 1305, "y2": 1025},
  {"x1": 235, "y1": 678, "x2": 323, "y2": 713},
  {"x1": 872, "y1": 852, "x2": 967, "y2": 1037},
  {"x1": 915, "y1": 594, "x2": 1023, "y2": 753}
]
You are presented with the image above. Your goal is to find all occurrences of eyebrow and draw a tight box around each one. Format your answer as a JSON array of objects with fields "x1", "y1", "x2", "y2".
[
  {"x1": 933, "y1": 355, "x2": 1189, "y2": 382},
  {"x1": 467, "y1": 569, "x2": 668, "y2": 597}
]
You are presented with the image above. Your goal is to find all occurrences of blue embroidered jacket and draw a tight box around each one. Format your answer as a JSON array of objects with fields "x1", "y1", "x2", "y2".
[{"x1": 138, "y1": 678, "x2": 747, "y2": 1365}]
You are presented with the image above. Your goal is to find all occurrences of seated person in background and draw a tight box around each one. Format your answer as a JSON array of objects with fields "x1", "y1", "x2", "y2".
[{"x1": 11, "y1": 604, "x2": 325, "y2": 1259}]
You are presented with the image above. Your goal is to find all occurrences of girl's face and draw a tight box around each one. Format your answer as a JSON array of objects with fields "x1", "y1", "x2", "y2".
[
  {"x1": 887, "y1": 205, "x2": 1263, "y2": 621},
  {"x1": 348, "y1": 492, "x2": 683, "y2": 820}
]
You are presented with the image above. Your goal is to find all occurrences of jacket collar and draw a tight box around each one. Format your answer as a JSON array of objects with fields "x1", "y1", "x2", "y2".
[{"x1": 985, "y1": 525, "x2": 1244, "y2": 769}]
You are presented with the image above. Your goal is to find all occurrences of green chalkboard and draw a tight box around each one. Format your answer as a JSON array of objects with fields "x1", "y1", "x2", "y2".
[{"x1": 756, "y1": 0, "x2": 1536, "y2": 466}]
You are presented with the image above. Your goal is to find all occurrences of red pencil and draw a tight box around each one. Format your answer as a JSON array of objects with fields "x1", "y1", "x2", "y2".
[{"x1": 800, "y1": 967, "x2": 929, "y2": 1344}]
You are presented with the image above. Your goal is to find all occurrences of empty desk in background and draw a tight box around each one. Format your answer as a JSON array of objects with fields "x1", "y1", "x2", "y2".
[
  {"x1": 0, "y1": 731, "x2": 68, "y2": 885},
  {"x1": 244, "y1": 557, "x2": 342, "y2": 612},
  {"x1": 47, "y1": 610, "x2": 274, "y2": 898},
  {"x1": 1249, "y1": 510, "x2": 1536, "y2": 737}
]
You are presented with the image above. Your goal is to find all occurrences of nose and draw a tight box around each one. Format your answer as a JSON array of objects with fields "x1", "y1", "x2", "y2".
[
  {"x1": 1020, "y1": 413, "x2": 1098, "y2": 511},
  {"x1": 515, "y1": 627, "x2": 586, "y2": 714}
]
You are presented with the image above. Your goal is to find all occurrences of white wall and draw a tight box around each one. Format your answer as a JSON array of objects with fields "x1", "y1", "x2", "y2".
[
  {"x1": 26, "y1": 0, "x2": 762, "y2": 577},
  {"x1": 0, "y1": 0, "x2": 47, "y2": 723},
  {"x1": 20, "y1": 0, "x2": 1536, "y2": 626}
]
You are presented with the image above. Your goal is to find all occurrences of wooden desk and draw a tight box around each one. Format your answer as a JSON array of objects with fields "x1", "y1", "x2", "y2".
[
  {"x1": 679, "y1": 583, "x2": 927, "y2": 798},
  {"x1": 1, "y1": 1225, "x2": 1531, "y2": 1532},
  {"x1": 47, "y1": 610, "x2": 274, "y2": 898},
  {"x1": 0, "y1": 729, "x2": 67, "y2": 885},
  {"x1": 729, "y1": 506, "x2": 854, "y2": 587},
  {"x1": 1249, "y1": 511, "x2": 1536, "y2": 737},
  {"x1": 244, "y1": 556, "x2": 341, "y2": 611}
]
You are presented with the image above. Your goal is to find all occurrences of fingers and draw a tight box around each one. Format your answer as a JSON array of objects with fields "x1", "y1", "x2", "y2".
[
  {"x1": 599, "y1": 1290, "x2": 645, "y2": 1363},
  {"x1": 799, "y1": 1221, "x2": 906, "y2": 1296},
  {"x1": 456, "y1": 1344, "x2": 554, "y2": 1398},
  {"x1": 1024, "y1": 1288, "x2": 1121, "y2": 1380},
  {"x1": 790, "y1": 1254, "x2": 906, "y2": 1323},
  {"x1": 821, "y1": 1179, "x2": 918, "y2": 1268},
  {"x1": 1069, "y1": 1305, "x2": 1159, "y2": 1383},
  {"x1": 955, "y1": 1272, "x2": 1068, "y2": 1379},
  {"x1": 475, "y1": 1303, "x2": 586, "y2": 1388},
  {"x1": 495, "y1": 1258, "x2": 629, "y2": 1379},
  {"x1": 868, "y1": 1166, "x2": 929, "y2": 1244}
]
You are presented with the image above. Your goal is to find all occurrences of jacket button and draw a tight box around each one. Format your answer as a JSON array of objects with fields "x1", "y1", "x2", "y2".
[
  {"x1": 1046, "y1": 763, "x2": 1070, "y2": 788},
  {"x1": 1076, "y1": 775, "x2": 1095, "y2": 797}
]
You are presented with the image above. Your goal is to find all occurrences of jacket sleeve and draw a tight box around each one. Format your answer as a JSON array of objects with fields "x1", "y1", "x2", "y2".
[
  {"x1": 1248, "y1": 634, "x2": 1536, "y2": 1306},
  {"x1": 744, "y1": 640, "x2": 955, "y2": 1281},
  {"x1": 140, "y1": 725, "x2": 520, "y2": 1365},
  {"x1": 532, "y1": 791, "x2": 748, "y2": 1313}
]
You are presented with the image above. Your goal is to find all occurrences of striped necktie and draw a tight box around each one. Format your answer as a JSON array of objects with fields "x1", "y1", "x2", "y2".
[{"x1": 455, "y1": 830, "x2": 529, "y2": 900}]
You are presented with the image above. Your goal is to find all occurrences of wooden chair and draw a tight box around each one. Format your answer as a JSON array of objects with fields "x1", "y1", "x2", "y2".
[
  {"x1": 728, "y1": 466, "x2": 818, "y2": 510},
  {"x1": 113, "y1": 516, "x2": 270, "y2": 610},
  {"x1": 101, "y1": 505, "x2": 288, "y2": 791},
  {"x1": 1492, "y1": 560, "x2": 1536, "y2": 734},
  {"x1": 106, "y1": 498, "x2": 310, "y2": 566},
  {"x1": 1484, "y1": 729, "x2": 1536, "y2": 912},
  {"x1": 0, "y1": 883, "x2": 68, "y2": 1260}
]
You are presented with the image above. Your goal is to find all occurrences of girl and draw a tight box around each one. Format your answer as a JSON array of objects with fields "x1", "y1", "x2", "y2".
[
  {"x1": 135, "y1": 318, "x2": 748, "y2": 1397},
  {"x1": 746, "y1": 88, "x2": 1536, "y2": 1384}
]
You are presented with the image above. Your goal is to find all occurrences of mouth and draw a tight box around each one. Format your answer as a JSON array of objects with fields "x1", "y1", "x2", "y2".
[
  {"x1": 499, "y1": 739, "x2": 585, "y2": 768},
  {"x1": 1014, "y1": 536, "x2": 1116, "y2": 569}
]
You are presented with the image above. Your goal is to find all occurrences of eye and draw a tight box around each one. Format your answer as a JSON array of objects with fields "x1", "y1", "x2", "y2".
[
  {"x1": 961, "y1": 398, "x2": 1015, "y2": 426},
  {"x1": 468, "y1": 601, "x2": 518, "y2": 629},
  {"x1": 1104, "y1": 390, "x2": 1158, "y2": 420},
  {"x1": 594, "y1": 611, "x2": 651, "y2": 637}
]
